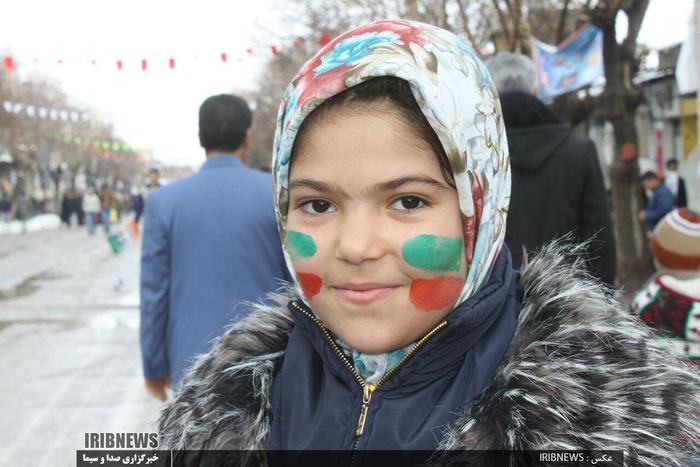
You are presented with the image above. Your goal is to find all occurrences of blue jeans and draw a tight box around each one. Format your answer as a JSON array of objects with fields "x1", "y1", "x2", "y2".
[
  {"x1": 85, "y1": 211, "x2": 97, "y2": 234},
  {"x1": 101, "y1": 209, "x2": 112, "y2": 233}
]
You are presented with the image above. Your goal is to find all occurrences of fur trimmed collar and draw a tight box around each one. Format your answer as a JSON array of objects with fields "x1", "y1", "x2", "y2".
[{"x1": 158, "y1": 242, "x2": 700, "y2": 465}]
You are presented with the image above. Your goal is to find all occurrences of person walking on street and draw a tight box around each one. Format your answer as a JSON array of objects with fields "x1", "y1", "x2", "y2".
[
  {"x1": 140, "y1": 93, "x2": 290, "y2": 400},
  {"x1": 98, "y1": 184, "x2": 117, "y2": 234},
  {"x1": 640, "y1": 171, "x2": 676, "y2": 234},
  {"x1": 664, "y1": 159, "x2": 688, "y2": 208},
  {"x1": 485, "y1": 52, "x2": 616, "y2": 286},
  {"x1": 82, "y1": 187, "x2": 101, "y2": 235},
  {"x1": 130, "y1": 187, "x2": 144, "y2": 224},
  {"x1": 60, "y1": 189, "x2": 72, "y2": 227}
]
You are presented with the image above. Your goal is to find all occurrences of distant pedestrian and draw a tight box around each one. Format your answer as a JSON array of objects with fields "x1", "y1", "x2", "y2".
[
  {"x1": 0, "y1": 196, "x2": 10, "y2": 222},
  {"x1": 82, "y1": 187, "x2": 101, "y2": 235},
  {"x1": 639, "y1": 171, "x2": 675, "y2": 234},
  {"x1": 664, "y1": 159, "x2": 687, "y2": 208},
  {"x1": 16, "y1": 190, "x2": 31, "y2": 234},
  {"x1": 60, "y1": 190, "x2": 72, "y2": 227},
  {"x1": 98, "y1": 184, "x2": 117, "y2": 233},
  {"x1": 140, "y1": 93, "x2": 289, "y2": 399},
  {"x1": 130, "y1": 187, "x2": 144, "y2": 224},
  {"x1": 631, "y1": 208, "x2": 700, "y2": 361},
  {"x1": 486, "y1": 52, "x2": 615, "y2": 286}
]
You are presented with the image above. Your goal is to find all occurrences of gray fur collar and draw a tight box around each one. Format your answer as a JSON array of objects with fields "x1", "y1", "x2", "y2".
[{"x1": 158, "y1": 242, "x2": 700, "y2": 465}]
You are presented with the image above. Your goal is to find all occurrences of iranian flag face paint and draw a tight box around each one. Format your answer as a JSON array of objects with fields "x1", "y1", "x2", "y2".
[
  {"x1": 409, "y1": 277, "x2": 463, "y2": 311},
  {"x1": 288, "y1": 230, "x2": 317, "y2": 259},
  {"x1": 297, "y1": 272, "x2": 322, "y2": 298},
  {"x1": 288, "y1": 230, "x2": 322, "y2": 299},
  {"x1": 401, "y1": 234, "x2": 464, "y2": 311},
  {"x1": 401, "y1": 234, "x2": 462, "y2": 272}
]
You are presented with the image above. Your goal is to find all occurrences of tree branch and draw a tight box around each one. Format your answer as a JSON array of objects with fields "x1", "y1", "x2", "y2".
[
  {"x1": 491, "y1": 0, "x2": 512, "y2": 44},
  {"x1": 455, "y1": 0, "x2": 479, "y2": 48},
  {"x1": 557, "y1": 0, "x2": 571, "y2": 44}
]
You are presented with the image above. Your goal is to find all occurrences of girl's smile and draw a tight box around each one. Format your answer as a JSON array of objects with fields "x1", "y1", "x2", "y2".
[{"x1": 331, "y1": 283, "x2": 401, "y2": 305}]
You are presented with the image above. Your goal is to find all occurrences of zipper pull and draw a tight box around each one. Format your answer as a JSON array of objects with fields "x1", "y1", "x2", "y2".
[{"x1": 355, "y1": 383, "x2": 376, "y2": 437}]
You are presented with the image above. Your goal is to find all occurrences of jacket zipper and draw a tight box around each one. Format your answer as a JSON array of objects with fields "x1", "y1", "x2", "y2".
[{"x1": 290, "y1": 300, "x2": 448, "y2": 456}]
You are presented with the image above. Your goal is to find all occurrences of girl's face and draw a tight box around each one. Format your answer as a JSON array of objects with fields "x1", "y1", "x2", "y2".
[{"x1": 287, "y1": 102, "x2": 467, "y2": 354}]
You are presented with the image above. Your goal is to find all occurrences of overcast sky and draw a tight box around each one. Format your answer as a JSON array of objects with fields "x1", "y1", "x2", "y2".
[{"x1": 0, "y1": 0, "x2": 695, "y2": 168}]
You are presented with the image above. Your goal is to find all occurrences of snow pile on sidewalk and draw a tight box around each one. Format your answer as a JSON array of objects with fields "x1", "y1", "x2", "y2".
[{"x1": 0, "y1": 214, "x2": 61, "y2": 236}]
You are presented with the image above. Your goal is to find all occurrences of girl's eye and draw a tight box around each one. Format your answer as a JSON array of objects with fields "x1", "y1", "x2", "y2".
[
  {"x1": 390, "y1": 195, "x2": 426, "y2": 211},
  {"x1": 300, "y1": 199, "x2": 336, "y2": 214}
]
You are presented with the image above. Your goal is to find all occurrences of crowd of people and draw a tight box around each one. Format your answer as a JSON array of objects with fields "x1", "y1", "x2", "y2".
[
  {"x1": 52, "y1": 168, "x2": 162, "y2": 235},
  {"x1": 133, "y1": 20, "x2": 698, "y2": 464}
]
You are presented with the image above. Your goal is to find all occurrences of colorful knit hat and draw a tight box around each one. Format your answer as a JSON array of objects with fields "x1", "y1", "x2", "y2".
[{"x1": 649, "y1": 208, "x2": 700, "y2": 271}]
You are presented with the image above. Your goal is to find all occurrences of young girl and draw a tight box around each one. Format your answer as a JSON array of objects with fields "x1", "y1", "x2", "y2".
[{"x1": 158, "y1": 20, "x2": 699, "y2": 464}]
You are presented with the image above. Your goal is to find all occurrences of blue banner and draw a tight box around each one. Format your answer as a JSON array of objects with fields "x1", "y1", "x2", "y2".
[{"x1": 532, "y1": 25, "x2": 604, "y2": 99}]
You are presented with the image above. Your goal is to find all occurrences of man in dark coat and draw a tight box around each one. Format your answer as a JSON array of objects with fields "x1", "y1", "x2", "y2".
[
  {"x1": 640, "y1": 171, "x2": 676, "y2": 233},
  {"x1": 664, "y1": 158, "x2": 687, "y2": 208},
  {"x1": 486, "y1": 52, "x2": 616, "y2": 286}
]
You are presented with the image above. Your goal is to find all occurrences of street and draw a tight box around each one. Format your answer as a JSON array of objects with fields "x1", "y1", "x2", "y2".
[{"x1": 0, "y1": 223, "x2": 162, "y2": 467}]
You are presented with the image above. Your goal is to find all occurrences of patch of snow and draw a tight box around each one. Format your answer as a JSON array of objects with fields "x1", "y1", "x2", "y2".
[{"x1": 0, "y1": 214, "x2": 61, "y2": 236}]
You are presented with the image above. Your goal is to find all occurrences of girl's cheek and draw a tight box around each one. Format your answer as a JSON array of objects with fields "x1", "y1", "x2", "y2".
[
  {"x1": 401, "y1": 234, "x2": 464, "y2": 312},
  {"x1": 288, "y1": 230, "x2": 323, "y2": 300},
  {"x1": 288, "y1": 230, "x2": 317, "y2": 259},
  {"x1": 297, "y1": 272, "x2": 322, "y2": 299},
  {"x1": 401, "y1": 234, "x2": 462, "y2": 273},
  {"x1": 409, "y1": 277, "x2": 463, "y2": 311}
]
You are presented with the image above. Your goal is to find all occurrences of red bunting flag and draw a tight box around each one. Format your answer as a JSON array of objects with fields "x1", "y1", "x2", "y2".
[
  {"x1": 116, "y1": 60, "x2": 123, "y2": 70},
  {"x1": 320, "y1": 33, "x2": 331, "y2": 46},
  {"x1": 3, "y1": 56, "x2": 14, "y2": 71},
  {"x1": 57, "y1": 59, "x2": 64, "y2": 64},
  {"x1": 141, "y1": 59, "x2": 147, "y2": 71},
  {"x1": 91, "y1": 59, "x2": 97, "y2": 66},
  {"x1": 220, "y1": 52, "x2": 227, "y2": 63},
  {"x1": 169, "y1": 58, "x2": 175, "y2": 69},
  {"x1": 270, "y1": 45, "x2": 278, "y2": 56},
  {"x1": 246, "y1": 47, "x2": 253, "y2": 55}
]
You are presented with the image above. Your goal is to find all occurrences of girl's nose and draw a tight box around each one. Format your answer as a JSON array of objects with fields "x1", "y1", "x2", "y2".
[{"x1": 335, "y1": 210, "x2": 385, "y2": 265}]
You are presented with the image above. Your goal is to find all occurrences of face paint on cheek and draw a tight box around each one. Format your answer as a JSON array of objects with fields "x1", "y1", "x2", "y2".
[
  {"x1": 401, "y1": 234, "x2": 463, "y2": 273},
  {"x1": 287, "y1": 230, "x2": 317, "y2": 259},
  {"x1": 297, "y1": 272, "x2": 322, "y2": 299},
  {"x1": 409, "y1": 277, "x2": 463, "y2": 311}
]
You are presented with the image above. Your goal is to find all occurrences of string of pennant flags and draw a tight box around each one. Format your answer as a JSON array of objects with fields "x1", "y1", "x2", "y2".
[
  {"x1": 2, "y1": 100, "x2": 90, "y2": 122},
  {"x1": 1, "y1": 100, "x2": 150, "y2": 161},
  {"x1": 2, "y1": 33, "x2": 333, "y2": 72}
]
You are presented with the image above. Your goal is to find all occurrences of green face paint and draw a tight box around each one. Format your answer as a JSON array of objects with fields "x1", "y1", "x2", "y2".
[
  {"x1": 401, "y1": 234, "x2": 462, "y2": 273},
  {"x1": 288, "y1": 230, "x2": 317, "y2": 259}
]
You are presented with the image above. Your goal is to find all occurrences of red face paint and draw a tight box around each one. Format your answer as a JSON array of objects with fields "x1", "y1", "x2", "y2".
[
  {"x1": 297, "y1": 272, "x2": 322, "y2": 299},
  {"x1": 409, "y1": 277, "x2": 463, "y2": 311}
]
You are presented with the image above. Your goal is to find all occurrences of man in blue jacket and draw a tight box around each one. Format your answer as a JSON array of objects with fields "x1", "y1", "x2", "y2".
[
  {"x1": 639, "y1": 171, "x2": 676, "y2": 234},
  {"x1": 140, "y1": 94, "x2": 289, "y2": 400}
]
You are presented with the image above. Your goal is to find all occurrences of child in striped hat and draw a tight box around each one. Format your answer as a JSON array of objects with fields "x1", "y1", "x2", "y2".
[{"x1": 632, "y1": 208, "x2": 700, "y2": 361}]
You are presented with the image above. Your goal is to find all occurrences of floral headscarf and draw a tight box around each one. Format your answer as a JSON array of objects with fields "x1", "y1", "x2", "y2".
[{"x1": 273, "y1": 19, "x2": 510, "y2": 309}]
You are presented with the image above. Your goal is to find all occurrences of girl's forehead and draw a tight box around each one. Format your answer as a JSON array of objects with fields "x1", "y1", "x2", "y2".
[{"x1": 289, "y1": 113, "x2": 445, "y2": 185}]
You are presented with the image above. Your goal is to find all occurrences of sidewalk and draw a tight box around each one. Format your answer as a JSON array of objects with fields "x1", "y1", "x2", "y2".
[{"x1": 0, "y1": 224, "x2": 163, "y2": 467}]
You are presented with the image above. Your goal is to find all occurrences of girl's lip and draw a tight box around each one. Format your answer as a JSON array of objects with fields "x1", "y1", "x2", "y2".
[{"x1": 332, "y1": 284, "x2": 399, "y2": 304}]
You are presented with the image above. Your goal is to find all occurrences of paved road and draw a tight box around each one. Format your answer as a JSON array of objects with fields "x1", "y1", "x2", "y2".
[{"x1": 0, "y1": 225, "x2": 163, "y2": 467}]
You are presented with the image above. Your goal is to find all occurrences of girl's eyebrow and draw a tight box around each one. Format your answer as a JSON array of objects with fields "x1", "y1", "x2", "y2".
[
  {"x1": 288, "y1": 179, "x2": 351, "y2": 199},
  {"x1": 289, "y1": 176, "x2": 450, "y2": 199},
  {"x1": 370, "y1": 176, "x2": 451, "y2": 194}
]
